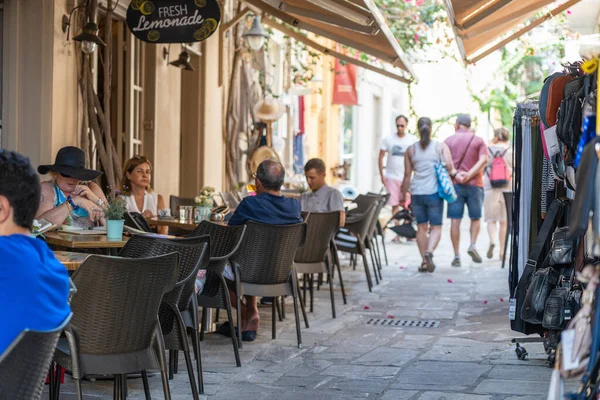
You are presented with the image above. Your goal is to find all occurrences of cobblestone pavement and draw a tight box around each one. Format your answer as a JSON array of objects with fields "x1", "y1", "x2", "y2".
[{"x1": 46, "y1": 222, "x2": 571, "y2": 399}]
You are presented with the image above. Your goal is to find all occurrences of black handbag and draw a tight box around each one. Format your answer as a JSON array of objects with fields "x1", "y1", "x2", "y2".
[
  {"x1": 549, "y1": 227, "x2": 574, "y2": 266},
  {"x1": 521, "y1": 267, "x2": 560, "y2": 325},
  {"x1": 542, "y1": 272, "x2": 580, "y2": 330},
  {"x1": 542, "y1": 286, "x2": 569, "y2": 330}
]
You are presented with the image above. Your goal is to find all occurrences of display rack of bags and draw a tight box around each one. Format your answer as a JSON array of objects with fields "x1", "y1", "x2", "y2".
[{"x1": 509, "y1": 64, "x2": 597, "y2": 369}]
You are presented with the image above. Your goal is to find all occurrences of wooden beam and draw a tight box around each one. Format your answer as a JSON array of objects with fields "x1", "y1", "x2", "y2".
[
  {"x1": 262, "y1": 17, "x2": 412, "y2": 84},
  {"x1": 459, "y1": 0, "x2": 551, "y2": 39},
  {"x1": 469, "y1": 0, "x2": 581, "y2": 64},
  {"x1": 458, "y1": 0, "x2": 513, "y2": 30}
]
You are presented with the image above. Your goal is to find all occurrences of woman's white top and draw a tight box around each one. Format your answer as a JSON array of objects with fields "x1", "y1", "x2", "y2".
[
  {"x1": 124, "y1": 191, "x2": 159, "y2": 215},
  {"x1": 409, "y1": 141, "x2": 440, "y2": 196}
]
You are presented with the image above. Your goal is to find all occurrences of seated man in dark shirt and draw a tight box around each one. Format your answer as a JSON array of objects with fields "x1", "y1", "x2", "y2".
[
  {"x1": 0, "y1": 150, "x2": 71, "y2": 353},
  {"x1": 221, "y1": 160, "x2": 302, "y2": 341}
]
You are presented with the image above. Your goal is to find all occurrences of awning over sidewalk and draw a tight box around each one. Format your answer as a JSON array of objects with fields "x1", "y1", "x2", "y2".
[
  {"x1": 444, "y1": 0, "x2": 581, "y2": 64},
  {"x1": 242, "y1": 0, "x2": 417, "y2": 83}
]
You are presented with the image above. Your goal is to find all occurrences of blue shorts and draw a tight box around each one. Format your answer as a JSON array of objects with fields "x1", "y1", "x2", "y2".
[
  {"x1": 447, "y1": 184, "x2": 484, "y2": 220},
  {"x1": 411, "y1": 194, "x2": 444, "y2": 226}
]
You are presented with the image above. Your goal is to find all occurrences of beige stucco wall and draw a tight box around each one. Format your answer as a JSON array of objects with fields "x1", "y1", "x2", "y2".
[
  {"x1": 3, "y1": 1, "x2": 224, "y2": 198},
  {"x1": 152, "y1": 45, "x2": 182, "y2": 199},
  {"x1": 200, "y1": 36, "x2": 224, "y2": 190},
  {"x1": 51, "y1": 0, "x2": 80, "y2": 158}
]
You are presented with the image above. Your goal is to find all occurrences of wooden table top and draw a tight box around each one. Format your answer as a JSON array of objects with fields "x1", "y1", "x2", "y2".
[
  {"x1": 54, "y1": 251, "x2": 92, "y2": 271},
  {"x1": 147, "y1": 217, "x2": 198, "y2": 230},
  {"x1": 147, "y1": 218, "x2": 227, "y2": 230},
  {"x1": 44, "y1": 231, "x2": 129, "y2": 249}
]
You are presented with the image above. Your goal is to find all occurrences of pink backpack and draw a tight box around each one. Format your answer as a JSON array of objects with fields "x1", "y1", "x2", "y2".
[{"x1": 487, "y1": 147, "x2": 510, "y2": 188}]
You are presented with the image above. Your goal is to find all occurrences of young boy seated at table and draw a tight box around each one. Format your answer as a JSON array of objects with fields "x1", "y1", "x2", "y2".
[{"x1": 0, "y1": 150, "x2": 71, "y2": 353}]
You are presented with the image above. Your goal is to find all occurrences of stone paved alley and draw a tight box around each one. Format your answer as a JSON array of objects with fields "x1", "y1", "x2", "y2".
[{"x1": 47, "y1": 223, "x2": 570, "y2": 399}]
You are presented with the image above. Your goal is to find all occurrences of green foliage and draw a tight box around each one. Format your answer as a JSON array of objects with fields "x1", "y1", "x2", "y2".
[
  {"x1": 471, "y1": 36, "x2": 567, "y2": 128},
  {"x1": 104, "y1": 192, "x2": 127, "y2": 221},
  {"x1": 374, "y1": 0, "x2": 455, "y2": 59}
]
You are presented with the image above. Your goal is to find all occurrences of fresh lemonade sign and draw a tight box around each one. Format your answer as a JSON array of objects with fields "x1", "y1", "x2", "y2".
[{"x1": 126, "y1": 0, "x2": 221, "y2": 43}]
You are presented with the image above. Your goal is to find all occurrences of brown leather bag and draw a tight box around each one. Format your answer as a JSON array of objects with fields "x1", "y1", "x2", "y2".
[{"x1": 546, "y1": 75, "x2": 572, "y2": 127}]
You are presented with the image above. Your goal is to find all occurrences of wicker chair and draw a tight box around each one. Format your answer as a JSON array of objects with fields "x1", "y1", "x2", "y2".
[
  {"x1": 50, "y1": 253, "x2": 180, "y2": 400},
  {"x1": 363, "y1": 194, "x2": 388, "y2": 279},
  {"x1": 119, "y1": 235, "x2": 210, "y2": 397},
  {"x1": 295, "y1": 212, "x2": 345, "y2": 318},
  {"x1": 0, "y1": 314, "x2": 71, "y2": 400},
  {"x1": 190, "y1": 221, "x2": 247, "y2": 367},
  {"x1": 335, "y1": 203, "x2": 378, "y2": 292},
  {"x1": 367, "y1": 192, "x2": 391, "y2": 266},
  {"x1": 228, "y1": 221, "x2": 307, "y2": 349}
]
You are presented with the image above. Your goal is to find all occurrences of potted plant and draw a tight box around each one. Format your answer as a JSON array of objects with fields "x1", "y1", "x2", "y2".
[
  {"x1": 104, "y1": 191, "x2": 127, "y2": 239},
  {"x1": 194, "y1": 187, "x2": 215, "y2": 222}
]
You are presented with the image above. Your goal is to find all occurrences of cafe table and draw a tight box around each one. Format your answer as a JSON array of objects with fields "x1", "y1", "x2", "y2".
[
  {"x1": 44, "y1": 231, "x2": 128, "y2": 255},
  {"x1": 54, "y1": 251, "x2": 92, "y2": 271},
  {"x1": 146, "y1": 217, "x2": 228, "y2": 231}
]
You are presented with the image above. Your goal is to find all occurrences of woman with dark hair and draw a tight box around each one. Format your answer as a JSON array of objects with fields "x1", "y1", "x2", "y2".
[
  {"x1": 401, "y1": 117, "x2": 457, "y2": 272},
  {"x1": 121, "y1": 155, "x2": 168, "y2": 235}
]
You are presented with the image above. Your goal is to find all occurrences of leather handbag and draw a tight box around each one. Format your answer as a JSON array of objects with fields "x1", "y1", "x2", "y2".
[
  {"x1": 546, "y1": 75, "x2": 572, "y2": 127},
  {"x1": 540, "y1": 72, "x2": 566, "y2": 128},
  {"x1": 521, "y1": 267, "x2": 560, "y2": 325},
  {"x1": 549, "y1": 227, "x2": 574, "y2": 266},
  {"x1": 542, "y1": 274, "x2": 580, "y2": 330},
  {"x1": 569, "y1": 137, "x2": 600, "y2": 239},
  {"x1": 561, "y1": 266, "x2": 599, "y2": 379}
]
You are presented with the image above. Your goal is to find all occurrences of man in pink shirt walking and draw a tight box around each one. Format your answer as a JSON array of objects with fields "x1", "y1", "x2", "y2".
[{"x1": 444, "y1": 114, "x2": 489, "y2": 267}]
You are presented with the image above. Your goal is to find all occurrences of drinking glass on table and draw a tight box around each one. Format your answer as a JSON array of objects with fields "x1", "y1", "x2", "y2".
[{"x1": 179, "y1": 206, "x2": 193, "y2": 222}]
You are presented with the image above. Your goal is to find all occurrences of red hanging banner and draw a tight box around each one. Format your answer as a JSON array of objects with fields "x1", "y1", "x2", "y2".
[{"x1": 332, "y1": 59, "x2": 358, "y2": 106}]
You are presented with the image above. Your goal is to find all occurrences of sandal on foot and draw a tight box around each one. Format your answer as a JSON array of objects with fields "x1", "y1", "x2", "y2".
[
  {"x1": 424, "y1": 252, "x2": 436, "y2": 273},
  {"x1": 418, "y1": 263, "x2": 428, "y2": 273}
]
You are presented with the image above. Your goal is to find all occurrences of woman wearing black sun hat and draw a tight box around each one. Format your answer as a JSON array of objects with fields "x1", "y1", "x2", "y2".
[{"x1": 36, "y1": 146, "x2": 108, "y2": 228}]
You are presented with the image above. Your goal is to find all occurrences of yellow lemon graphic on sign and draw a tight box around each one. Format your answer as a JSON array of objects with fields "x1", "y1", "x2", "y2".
[
  {"x1": 131, "y1": 0, "x2": 145, "y2": 11},
  {"x1": 194, "y1": 28, "x2": 209, "y2": 41},
  {"x1": 202, "y1": 18, "x2": 218, "y2": 33},
  {"x1": 147, "y1": 30, "x2": 160, "y2": 42},
  {"x1": 140, "y1": 1, "x2": 155, "y2": 15},
  {"x1": 194, "y1": 0, "x2": 207, "y2": 7}
]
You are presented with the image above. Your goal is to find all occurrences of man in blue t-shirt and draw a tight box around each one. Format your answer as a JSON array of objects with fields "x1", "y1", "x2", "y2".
[
  {"x1": 0, "y1": 150, "x2": 71, "y2": 354},
  {"x1": 218, "y1": 160, "x2": 301, "y2": 342}
]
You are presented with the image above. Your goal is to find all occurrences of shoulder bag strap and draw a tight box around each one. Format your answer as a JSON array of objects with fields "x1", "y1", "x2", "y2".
[
  {"x1": 526, "y1": 199, "x2": 564, "y2": 269},
  {"x1": 456, "y1": 134, "x2": 476, "y2": 170}
]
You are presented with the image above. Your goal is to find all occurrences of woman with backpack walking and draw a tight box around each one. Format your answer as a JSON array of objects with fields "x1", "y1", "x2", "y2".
[
  {"x1": 484, "y1": 127, "x2": 513, "y2": 260},
  {"x1": 401, "y1": 117, "x2": 457, "y2": 272}
]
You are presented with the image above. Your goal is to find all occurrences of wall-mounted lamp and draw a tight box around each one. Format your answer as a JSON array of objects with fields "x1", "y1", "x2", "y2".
[
  {"x1": 163, "y1": 46, "x2": 196, "y2": 71},
  {"x1": 242, "y1": 16, "x2": 269, "y2": 52},
  {"x1": 62, "y1": 9, "x2": 106, "y2": 54}
]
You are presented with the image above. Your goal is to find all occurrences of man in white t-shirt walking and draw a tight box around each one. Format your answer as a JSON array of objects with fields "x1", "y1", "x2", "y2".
[{"x1": 379, "y1": 115, "x2": 418, "y2": 218}]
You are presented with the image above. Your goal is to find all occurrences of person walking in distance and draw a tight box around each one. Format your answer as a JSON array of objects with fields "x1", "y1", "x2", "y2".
[
  {"x1": 401, "y1": 117, "x2": 457, "y2": 272},
  {"x1": 378, "y1": 115, "x2": 417, "y2": 238},
  {"x1": 444, "y1": 114, "x2": 489, "y2": 267},
  {"x1": 484, "y1": 128, "x2": 512, "y2": 260}
]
